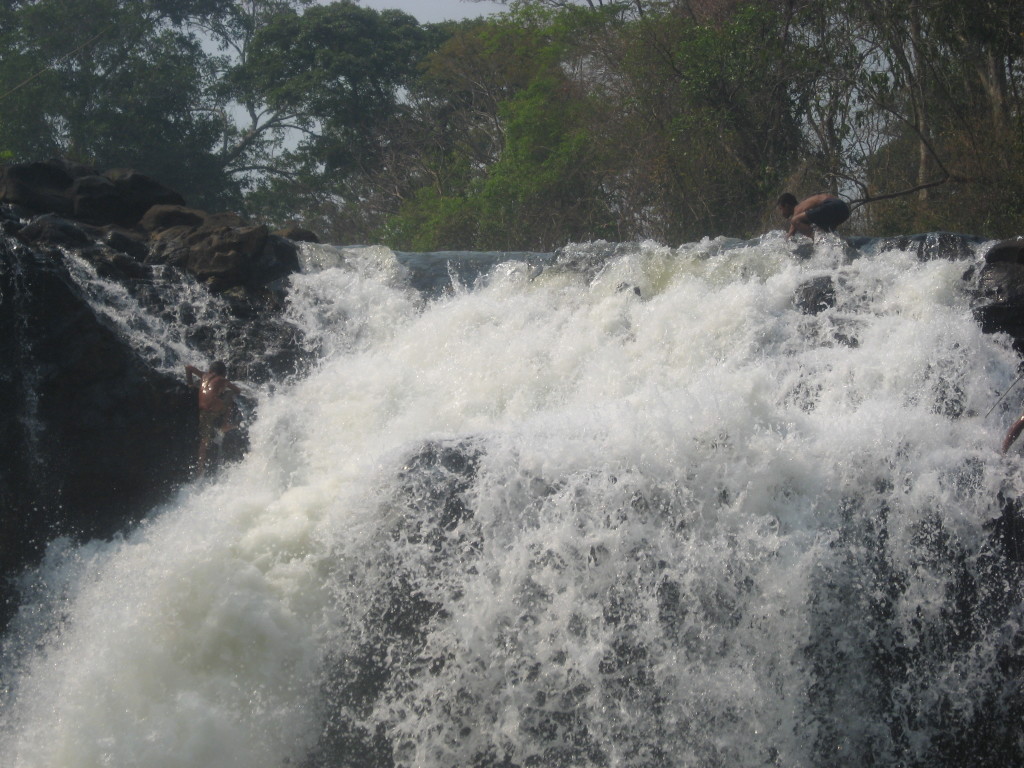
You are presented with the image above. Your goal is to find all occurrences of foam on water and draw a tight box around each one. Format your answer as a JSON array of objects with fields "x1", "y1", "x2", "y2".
[{"x1": 2, "y1": 235, "x2": 1021, "y2": 767}]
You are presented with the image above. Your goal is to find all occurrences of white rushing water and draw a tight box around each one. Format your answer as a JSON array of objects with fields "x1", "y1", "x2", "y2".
[{"x1": 2, "y1": 233, "x2": 1022, "y2": 767}]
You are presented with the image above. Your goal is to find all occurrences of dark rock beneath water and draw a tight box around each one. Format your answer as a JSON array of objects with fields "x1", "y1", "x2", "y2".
[
  {"x1": 862, "y1": 231, "x2": 986, "y2": 261},
  {"x1": 970, "y1": 238, "x2": 1024, "y2": 351},
  {"x1": 303, "y1": 438, "x2": 485, "y2": 767},
  {"x1": 0, "y1": 237, "x2": 196, "y2": 627},
  {"x1": 17, "y1": 213, "x2": 92, "y2": 248},
  {"x1": 991, "y1": 492, "x2": 1024, "y2": 564},
  {"x1": 794, "y1": 275, "x2": 836, "y2": 314}
]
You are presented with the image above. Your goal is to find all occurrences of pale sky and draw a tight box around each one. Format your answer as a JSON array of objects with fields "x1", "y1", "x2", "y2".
[{"x1": 358, "y1": 0, "x2": 508, "y2": 24}]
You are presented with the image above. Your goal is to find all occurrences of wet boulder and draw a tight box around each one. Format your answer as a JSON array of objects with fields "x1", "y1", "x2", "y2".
[
  {"x1": 0, "y1": 237, "x2": 196, "y2": 625},
  {"x1": 143, "y1": 204, "x2": 300, "y2": 296},
  {"x1": 794, "y1": 275, "x2": 836, "y2": 314},
  {"x1": 139, "y1": 203, "x2": 211, "y2": 233},
  {"x1": 0, "y1": 162, "x2": 312, "y2": 631},
  {"x1": 0, "y1": 159, "x2": 185, "y2": 227},
  {"x1": 100, "y1": 167, "x2": 187, "y2": 224},
  {"x1": 185, "y1": 223, "x2": 272, "y2": 289},
  {"x1": 872, "y1": 231, "x2": 986, "y2": 261},
  {"x1": 971, "y1": 238, "x2": 1024, "y2": 350},
  {"x1": 0, "y1": 160, "x2": 77, "y2": 216},
  {"x1": 17, "y1": 212, "x2": 92, "y2": 248},
  {"x1": 273, "y1": 224, "x2": 320, "y2": 243},
  {"x1": 79, "y1": 244, "x2": 153, "y2": 281}
]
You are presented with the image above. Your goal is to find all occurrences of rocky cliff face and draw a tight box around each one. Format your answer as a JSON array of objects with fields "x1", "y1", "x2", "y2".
[
  {"x1": 0, "y1": 159, "x2": 317, "y2": 628},
  {"x1": 0, "y1": 233, "x2": 194, "y2": 574}
]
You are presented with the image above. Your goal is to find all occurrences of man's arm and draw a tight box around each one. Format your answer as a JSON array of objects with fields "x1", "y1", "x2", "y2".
[
  {"x1": 185, "y1": 364, "x2": 204, "y2": 387},
  {"x1": 787, "y1": 215, "x2": 814, "y2": 239}
]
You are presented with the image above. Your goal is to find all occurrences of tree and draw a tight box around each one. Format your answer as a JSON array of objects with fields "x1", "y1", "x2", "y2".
[
  {"x1": 381, "y1": 7, "x2": 619, "y2": 250},
  {"x1": 382, "y1": 2, "x2": 812, "y2": 248},
  {"x1": 592, "y1": 2, "x2": 806, "y2": 240},
  {"x1": 189, "y1": 0, "x2": 314, "y2": 180},
  {"x1": 777, "y1": 0, "x2": 1024, "y2": 236},
  {"x1": 0, "y1": 0, "x2": 240, "y2": 208},
  {"x1": 235, "y1": 1, "x2": 429, "y2": 238}
]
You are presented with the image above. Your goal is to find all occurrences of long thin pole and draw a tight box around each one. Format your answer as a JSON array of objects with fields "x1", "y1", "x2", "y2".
[
  {"x1": 986, "y1": 371, "x2": 1024, "y2": 417},
  {"x1": 0, "y1": 27, "x2": 110, "y2": 105}
]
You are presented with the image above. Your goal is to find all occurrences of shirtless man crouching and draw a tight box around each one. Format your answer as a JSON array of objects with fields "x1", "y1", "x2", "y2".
[{"x1": 777, "y1": 192, "x2": 850, "y2": 240}]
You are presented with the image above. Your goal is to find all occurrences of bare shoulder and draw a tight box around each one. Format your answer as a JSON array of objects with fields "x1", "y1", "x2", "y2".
[{"x1": 795, "y1": 193, "x2": 832, "y2": 213}]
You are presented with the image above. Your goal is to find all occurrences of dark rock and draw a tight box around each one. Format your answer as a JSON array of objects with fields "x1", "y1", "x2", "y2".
[
  {"x1": 139, "y1": 205, "x2": 249, "y2": 241},
  {"x1": 971, "y1": 238, "x2": 1024, "y2": 350},
  {"x1": 0, "y1": 160, "x2": 75, "y2": 216},
  {"x1": 979, "y1": 237, "x2": 1024, "y2": 266},
  {"x1": 17, "y1": 213, "x2": 92, "y2": 248},
  {"x1": 616, "y1": 282, "x2": 642, "y2": 297},
  {"x1": 144, "y1": 234, "x2": 192, "y2": 274},
  {"x1": 873, "y1": 231, "x2": 986, "y2": 261},
  {"x1": 791, "y1": 241, "x2": 815, "y2": 260},
  {"x1": 139, "y1": 205, "x2": 298, "y2": 295},
  {"x1": 80, "y1": 244, "x2": 152, "y2": 281},
  {"x1": 0, "y1": 161, "x2": 312, "y2": 632},
  {"x1": 49, "y1": 157, "x2": 99, "y2": 179},
  {"x1": 991, "y1": 492, "x2": 1024, "y2": 564},
  {"x1": 795, "y1": 275, "x2": 836, "y2": 314},
  {"x1": 139, "y1": 203, "x2": 208, "y2": 233},
  {"x1": 100, "y1": 227, "x2": 150, "y2": 260},
  {"x1": 102, "y1": 167, "x2": 186, "y2": 218},
  {"x1": 0, "y1": 237, "x2": 196, "y2": 627},
  {"x1": 0, "y1": 160, "x2": 186, "y2": 228},
  {"x1": 2, "y1": 201, "x2": 36, "y2": 224},
  {"x1": 71, "y1": 174, "x2": 124, "y2": 223},
  {"x1": 255, "y1": 234, "x2": 300, "y2": 286},
  {"x1": 186, "y1": 224, "x2": 269, "y2": 288},
  {"x1": 303, "y1": 438, "x2": 485, "y2": 766}
]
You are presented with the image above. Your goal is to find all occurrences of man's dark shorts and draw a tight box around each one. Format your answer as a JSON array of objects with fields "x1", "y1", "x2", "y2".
[{"x1": 805, "y1": 198, "x2": 850, "y2": 232}]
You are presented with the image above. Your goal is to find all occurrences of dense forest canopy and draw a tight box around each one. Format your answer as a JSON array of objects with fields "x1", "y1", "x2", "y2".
[{"x1": 0, "y1": 0, "x2": 1021, "y2": 248}]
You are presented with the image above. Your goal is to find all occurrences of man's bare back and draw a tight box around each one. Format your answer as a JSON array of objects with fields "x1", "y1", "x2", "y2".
[
  {"x1": 777, "y1": 192, "x2": 850, "y2": 239},
  {"x1": 196, "y1": 372, "x2": 237, "y2": 415}
]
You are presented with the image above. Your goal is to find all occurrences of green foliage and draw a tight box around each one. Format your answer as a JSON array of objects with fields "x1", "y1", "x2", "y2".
[
  {"x1": 1, "y1": 0, "x2": 1022, "y2": 241},
  {"x1": 239, "y1": 2, "x2": 424, "y2": 167},
  {"x1": 600, "y1": 2, "x2": 805, "y2": 241},
  {"x1": 380, "y1": 187, "x2": 481, "y2": 252},
  {"x1": 383, "y1": 7, "x2": 618, "y2": 250},
  {"x1": 0, "y1": 0, "x2": 238, "y2": 208},
  {"x1": 235, "y1": 1, "x2": 432, "y2": 238},
  {"x1": 476, "y1": 75, "x2": 612, "y2": 249}
]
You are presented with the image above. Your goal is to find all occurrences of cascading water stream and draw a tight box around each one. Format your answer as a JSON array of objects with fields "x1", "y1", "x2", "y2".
[{"x1": 1, "y1": 233, "x2": 1022, "y2": 768}]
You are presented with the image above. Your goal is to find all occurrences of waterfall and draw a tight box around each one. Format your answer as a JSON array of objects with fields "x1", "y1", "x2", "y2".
[{"x1": 2, "y1": 233, "x2": 1022, "y2": 768}]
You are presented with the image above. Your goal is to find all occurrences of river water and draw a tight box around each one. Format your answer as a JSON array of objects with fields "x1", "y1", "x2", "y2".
[{"x1": 2, "y1": 233, "x2": 1022, "y2": 767}]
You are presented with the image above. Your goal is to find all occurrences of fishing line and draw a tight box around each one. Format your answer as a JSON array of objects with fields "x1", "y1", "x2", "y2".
[
  {"x1": 986, "y1": 371, "x2": 1024, "y2": 417},
  {"x1": 0, "y1": 27, "x2": 111, "y2": 105}
]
